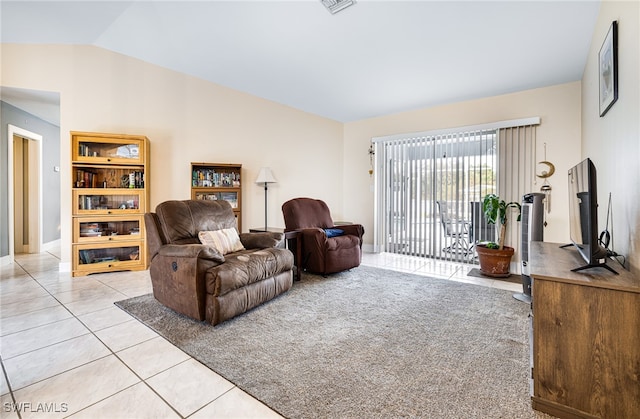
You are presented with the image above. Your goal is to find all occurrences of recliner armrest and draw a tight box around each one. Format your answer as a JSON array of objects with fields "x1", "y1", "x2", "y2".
[
  {"x1": 332, "y1": 224, "x2": 365, "y2": 239},
  {"x1": 239, "y1": 232, "x2": 283, "y2": 249},
  {"x1": 144, "y1": 212, "x2": 165, "y2": 260},
  {"x1": 297, "y1": 228, "x2": 327, "y2": 248},
  {"x1": 157, "y1": 244, "x2": 225, "y2": 263}
]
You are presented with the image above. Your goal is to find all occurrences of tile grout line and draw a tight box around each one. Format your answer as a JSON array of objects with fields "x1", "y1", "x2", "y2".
[
  {"x1": 5, "y1": 257, "x2": 186, "y2": 418},
  {"x1": 8, "y1": 254, "x2": 244, "y2": 418},
  {"x1": 0, "y1": 354, "x2": 22, "y2": 419}
]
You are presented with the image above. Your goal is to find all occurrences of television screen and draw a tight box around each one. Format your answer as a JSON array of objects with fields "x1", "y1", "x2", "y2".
[{"x1": 566, "y1": 158, "x2": 617, "y2": 274}]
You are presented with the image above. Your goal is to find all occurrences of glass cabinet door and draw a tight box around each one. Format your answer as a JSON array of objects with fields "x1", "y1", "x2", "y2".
[
  {"x1": 193, "y1": 190, "x2": 239, "y2": 209},
  {"x1": 72, "y1": 136, "x2": 145, "y2": 165},
  {"x1": 73, "y1": 242, "x2": 145, "y2": 275},
  {"x1": 74, "y1": 216, "x2": 144, "y2": 243},
  {"x1": 73, "y1": 189, "x2": 145, "y2": 215}
]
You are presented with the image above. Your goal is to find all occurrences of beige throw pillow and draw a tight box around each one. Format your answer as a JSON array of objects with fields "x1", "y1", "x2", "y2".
[{"x1": 198, "y1": 228, "x2": 245, "y2": 255}]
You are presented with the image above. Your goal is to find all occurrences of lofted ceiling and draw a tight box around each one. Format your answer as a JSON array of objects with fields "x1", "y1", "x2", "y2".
[{"x1": 1, "y1": 0, "x2": 601, "y2": 124}]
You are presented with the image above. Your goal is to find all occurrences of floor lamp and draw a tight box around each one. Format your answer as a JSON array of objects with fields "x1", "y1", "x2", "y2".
[{"x1": 255, "y1": 167, "x2": 277, "y2": 231}]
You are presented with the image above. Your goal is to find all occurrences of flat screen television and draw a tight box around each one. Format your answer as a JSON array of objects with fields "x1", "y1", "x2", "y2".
[{"x1": 564, "y1": 158, "x2": 617, "y2": 274}]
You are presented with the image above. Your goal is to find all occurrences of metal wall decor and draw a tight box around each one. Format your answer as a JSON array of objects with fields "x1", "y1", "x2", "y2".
[
  {"x1": 368, "y1": 144, "x2": 375, "y2": 176},
  {"x1": 536, "y1": 143, "x2": 555, "y2": 222}
]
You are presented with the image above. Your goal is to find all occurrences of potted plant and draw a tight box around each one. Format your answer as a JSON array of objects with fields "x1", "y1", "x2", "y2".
[{"x1": 475, "y1": 193, "x2": 521, "y2": 277}]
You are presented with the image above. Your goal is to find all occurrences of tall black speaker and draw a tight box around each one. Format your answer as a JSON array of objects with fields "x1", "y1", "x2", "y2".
[{"x1": 514, "y1": 192, "x2": 545, "y2": 303}]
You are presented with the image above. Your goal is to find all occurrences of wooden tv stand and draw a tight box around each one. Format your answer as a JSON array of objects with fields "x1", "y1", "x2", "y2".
[{"x1": 529, "y1": 242, "x2": 640, "y2": 418}]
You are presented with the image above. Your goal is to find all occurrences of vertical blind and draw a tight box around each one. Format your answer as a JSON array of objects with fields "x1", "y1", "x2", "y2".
[
  {"x1": 496, "y1": 124, "x2": 539, "y2": 270},
  {"x1": 372, "y1": 118, "x2": 540, "y2": 266}
]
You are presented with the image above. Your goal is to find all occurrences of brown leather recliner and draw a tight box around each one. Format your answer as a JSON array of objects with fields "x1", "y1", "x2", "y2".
[
  {"x1": 145, "y1": 199, "x2": 293, "y2": 326},
  {"x1": 282, "y1": 197, "x2": 364, "y2": 275}
]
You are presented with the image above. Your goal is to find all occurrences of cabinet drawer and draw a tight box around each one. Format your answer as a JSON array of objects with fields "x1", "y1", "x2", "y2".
[
  {"x1": 73, "y1": 242, "x2": 146, "y2": 276},
  {"x1": 73, "y1": 216, "x2": 145, "y2": 243},
  {"x1": 73, "y1": 189, "x2": 146, "y2": 215}
]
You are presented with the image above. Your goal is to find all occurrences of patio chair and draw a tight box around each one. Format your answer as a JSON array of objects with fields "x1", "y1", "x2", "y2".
[{"x1": 436, "y1": 200, "x2": 471, "y2": 256}]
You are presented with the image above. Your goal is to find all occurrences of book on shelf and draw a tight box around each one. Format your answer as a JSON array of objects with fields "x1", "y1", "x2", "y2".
[
  {"x1": 79, "y1": 144, "x2": 90, "y2": 157},
  {"x1": 75, "y1": 169, "x2": 99, "y2": 188},
  {"x1": 192, "y1": 168, "x2": 240, "y2": 187},
  {"x1": 120, "y1": 171, "x2": 145, "y2": 188},
  {"x1": 79, "y1": 249, "x2": 92, "y2": 264},
  {"x1": 220, "y1": 192, "x2": 238, "y2": 208}
]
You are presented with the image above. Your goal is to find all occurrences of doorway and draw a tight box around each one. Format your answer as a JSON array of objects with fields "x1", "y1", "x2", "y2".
[{"x1": 8, "y1": 124, "x2": 43, "y2": 257}]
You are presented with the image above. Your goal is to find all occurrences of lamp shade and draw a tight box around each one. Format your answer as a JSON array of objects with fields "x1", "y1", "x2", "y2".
[{"x1": 255, "y1": 167, "x2": 277, "y2": 184}]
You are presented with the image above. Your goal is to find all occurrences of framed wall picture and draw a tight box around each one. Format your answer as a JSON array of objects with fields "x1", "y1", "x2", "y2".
[{"x1": 598, "y1": 21, "x2": 618, "y2": 117}]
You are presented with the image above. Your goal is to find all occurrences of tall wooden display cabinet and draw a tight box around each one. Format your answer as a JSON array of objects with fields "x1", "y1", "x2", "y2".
[{"x1": 71, "y1": 131, "x2": 149, "y2": 276}]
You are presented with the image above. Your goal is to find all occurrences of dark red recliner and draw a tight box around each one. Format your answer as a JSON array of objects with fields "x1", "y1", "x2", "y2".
[{"x1": 282, "y1": 198, "x2": 364, "y2": 275}]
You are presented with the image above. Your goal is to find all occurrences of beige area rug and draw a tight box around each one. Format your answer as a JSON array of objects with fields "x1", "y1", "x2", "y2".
[{"x1": 116, "y1": 266, "x2": 549, "y2": 418}]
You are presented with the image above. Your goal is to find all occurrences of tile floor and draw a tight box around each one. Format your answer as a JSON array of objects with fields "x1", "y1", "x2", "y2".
[{"x1": 1, "y1": 247, "x2": 520, "y2": 418}]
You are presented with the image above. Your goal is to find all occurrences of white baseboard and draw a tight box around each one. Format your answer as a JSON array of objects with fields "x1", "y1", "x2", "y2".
[
  {"x1": 42, "y1": 239, "x2": 61, "y2": 252},
  {"x1": 1, "y1": 255, "x2": 12, "y2": 266},
  {"x1": 362, "y1": 243, "x2": 378, "y2": 253}
]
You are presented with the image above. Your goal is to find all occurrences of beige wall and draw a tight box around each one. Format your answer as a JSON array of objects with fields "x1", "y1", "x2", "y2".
[
  {"x1": 1, "y1": 44, "x2": 344, "y2": 266},
  {"x1": 344, "y1": 82, "x2": 583, "y2": 248},
  {"x1": 581, "y1": 0, "x2": 640, "y2": 274}
]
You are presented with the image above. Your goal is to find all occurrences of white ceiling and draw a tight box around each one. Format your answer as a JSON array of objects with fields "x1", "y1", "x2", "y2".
[{"x1": 1, "y1": 0, "x2": 601, "y2": 123}]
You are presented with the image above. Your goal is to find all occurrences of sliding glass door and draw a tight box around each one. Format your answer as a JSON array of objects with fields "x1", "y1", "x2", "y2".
[{"x1": 376, "y1": 130, "x2": 497, "y2": 262}]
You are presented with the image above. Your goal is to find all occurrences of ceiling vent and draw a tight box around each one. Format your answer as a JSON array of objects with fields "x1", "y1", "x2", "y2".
[{"x1": 321, "y1": 0, "x2": 356, "y2": 15}]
